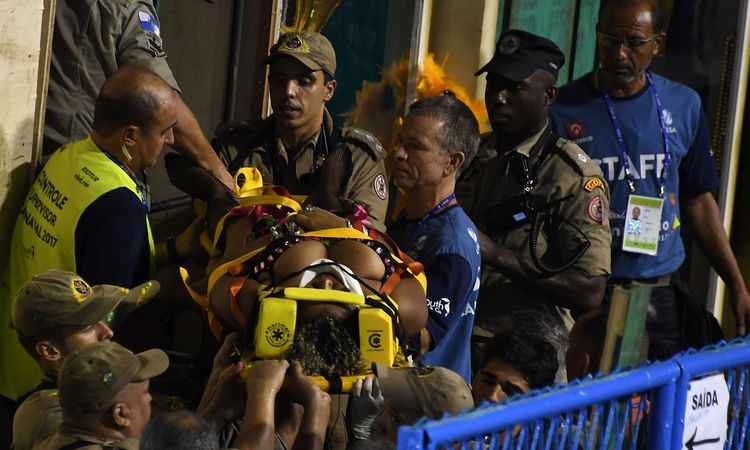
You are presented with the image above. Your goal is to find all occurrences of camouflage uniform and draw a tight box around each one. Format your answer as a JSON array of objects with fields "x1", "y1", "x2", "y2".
[
  {"x1": 214, "y1": 30, "x2": 389, "y2": 231},
  {"x1": 45, "y1": 0, "x2": 178, "y2": 155},
  {"x1": 214, "y1": 109, "x2": 389, "y2": 231},
  {"x1": 12, "y1": 389, "x2": 62, "y2": 450},
  {"x1": 463, "y1": 124, "x2": 611, "y2": 330}
]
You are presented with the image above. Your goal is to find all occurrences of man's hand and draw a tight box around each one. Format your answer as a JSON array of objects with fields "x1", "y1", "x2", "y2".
[
  {"x1": 197, "y1": 333, "x2": 243, "y2": 425},
  {"x1": 281, "y1": 362, "x2": 331, "y2": 450},
  {"x1": 199, "y1": 362, "x2": 245, "y2": 427},
  {"x1": 235, "y1": 360, "x2": 290, "y2": 450},
  {"x1": 730, "y1": 286, "x2": 750, "y2": 335},
  {"x1": 291, "y1": 207, "x2": 347, "y2": 231},
  {"x1": 245, "y1": 359, "x2": 290, "y2": 400}
]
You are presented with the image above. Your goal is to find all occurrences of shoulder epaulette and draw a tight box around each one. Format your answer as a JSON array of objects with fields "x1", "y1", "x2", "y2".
[
  {"x1": 553, "y1": 137, "x2": 601, "y2": 178},
  {"x1": 339, "y1": 127, "x2": 386, "y2": 160}
]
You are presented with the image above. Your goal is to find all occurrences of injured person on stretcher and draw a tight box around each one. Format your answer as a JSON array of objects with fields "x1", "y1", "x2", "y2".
[{"x1": 167, "y1": 157, "x2": 428, "y2": 391}]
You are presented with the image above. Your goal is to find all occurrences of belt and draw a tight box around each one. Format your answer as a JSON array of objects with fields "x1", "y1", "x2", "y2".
[{"x1": 609, "y1": 274, "x2": 672, "y2": 288}]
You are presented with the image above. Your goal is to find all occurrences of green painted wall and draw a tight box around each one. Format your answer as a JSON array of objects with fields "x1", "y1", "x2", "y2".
[
  {"x1": 497, "y1": 0, "x2": 601, "y2": 84},
  {"x1": 322, "y1": 1, "x2": 391, "y2": 127}
]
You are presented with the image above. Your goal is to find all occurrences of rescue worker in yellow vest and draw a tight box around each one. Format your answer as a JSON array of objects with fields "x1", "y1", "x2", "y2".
[{"x1": 2, "y1": 65, "x2": 199, "y2": 401}]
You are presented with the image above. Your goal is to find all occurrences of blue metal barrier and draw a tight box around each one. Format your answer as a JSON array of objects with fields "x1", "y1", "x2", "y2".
[
  {"x1": 396, "y1": 338, "x2": 750, "y2": 450},
  {"x1": 670, "y1": 339, "x2": 750, "y2": 449},
  {"x1": 397, "y1": 359, "x2": 681, "y2": 450}
]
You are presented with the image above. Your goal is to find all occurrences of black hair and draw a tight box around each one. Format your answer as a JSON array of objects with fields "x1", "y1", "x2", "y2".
[
  {"x1": 17, "y1": 325, "x2": 85, "y2": 363},
  {"x1": 407, "y1": 93, "x2": 481, "y2": 170},
  {"x1": 140, "y1": 410, "x2": 219, "y2": 450},
  {"x1": 480, "y1": 321, "x2": 559, "y2": 389},
  {"x1": 599, "y1": 0, "x2": 665, "y2": 32},
  {"x1": 289, "y1": 314, "x2": 364, "y2": 377}
]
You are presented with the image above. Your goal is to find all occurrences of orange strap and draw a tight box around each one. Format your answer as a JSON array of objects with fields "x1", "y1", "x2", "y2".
[{"x1": 229, "y1": 276, "x2": 250, "y2": 330}]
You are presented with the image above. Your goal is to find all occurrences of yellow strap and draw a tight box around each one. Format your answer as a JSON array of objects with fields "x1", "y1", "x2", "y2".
[
  {"x1": 240, "y1": 362, "x2": 369, "y2": 393},
  {"x1": 211, "y1": 194, "x2": 304, "y2": 253},
  {"x1": 236, "y1": 194, "x2": 303, "y2": 211},
  {"x1": 179, "y1": 267, "x2": 224, "y2": 339},
  {"x1": 207, "y1": 227, "x2": 422, "y2": 298}
]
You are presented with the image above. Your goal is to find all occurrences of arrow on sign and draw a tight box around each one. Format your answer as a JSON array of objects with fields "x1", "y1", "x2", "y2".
[{"x1": 685, "y1": 429, "x2": 720, "y2": 450}]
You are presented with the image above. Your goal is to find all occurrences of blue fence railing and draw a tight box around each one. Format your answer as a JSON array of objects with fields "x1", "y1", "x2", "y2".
[{"x1": 396, "y1": 337, "x2": 750, "y2": 450}]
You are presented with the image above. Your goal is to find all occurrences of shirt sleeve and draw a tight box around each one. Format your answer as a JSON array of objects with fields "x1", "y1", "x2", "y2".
[
  {"x1": 117, "y1": 0, "x2": 181, "y2": 92},
  {"x1": 344, "y1": 147, "x2": 389, "y2": 232},
  {"x1": 74, "y1": 188, "x2": 150, "y2": 288},
  {"x1": 679, "y1": 112, "x2": 720, "y2": 199},
  {"x1": 423, "y1": 253, "x2": 474, "y2": 347}
]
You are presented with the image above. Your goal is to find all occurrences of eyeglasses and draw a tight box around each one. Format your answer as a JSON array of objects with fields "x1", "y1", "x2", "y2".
[{"x1": 597, "y1": 31, "x2": 658, "y2": 50}]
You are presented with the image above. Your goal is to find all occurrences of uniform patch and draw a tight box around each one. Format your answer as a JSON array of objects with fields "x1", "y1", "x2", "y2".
[
  {"x1": 138, "y1": 11, "x2": 161, "y2": 37},
  {"x1": 584, "y1": 177, "x2": 605, "y2": 192},
  {"x1": 577, "y1": 153, "x2": 588, "y2": 163},
  {"x1": 278, "y1": 32, "x2": 310, "y2": 53},
  {"x1": 587, "y1": 196, "x2": 604, "y2": 223},
  {"x1": 72, "y1": 278, "x2": 91, "y2": 302},
  {"x1": 373, "y1": 174, "x2": 387, "y2": 200},
  {"x1": 567, "y1": 121, "x2": 585, "y2": 139}
]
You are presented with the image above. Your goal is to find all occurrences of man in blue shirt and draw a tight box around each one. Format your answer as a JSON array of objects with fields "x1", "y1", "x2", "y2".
[
  {"x1": 389, "y1": 94, "x2": 482, "y2": 383},
  {"x1": 551, "y1": 0, "x2": 750, "y2": 356}
]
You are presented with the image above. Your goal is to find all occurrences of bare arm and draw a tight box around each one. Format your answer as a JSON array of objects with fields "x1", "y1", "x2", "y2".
[
  {"x1": 479, "y1": 231, "x2": 606, "y2": 312},
  {"x1": 172, "y1": 95, "x2": 234, "y2": 190},
  {"x1": 682, "y1": 192, "x2": 750, "y2": 334},
  {"x1": 234, "y1": 360, "x2": 290, "y2": 450}
]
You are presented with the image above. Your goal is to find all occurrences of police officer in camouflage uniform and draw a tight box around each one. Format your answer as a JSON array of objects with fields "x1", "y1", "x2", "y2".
[
  {"x1": 10, "y1": 271, "x2": 158, "y2": 450},
  {"x1": 459, "y1": 31, "x2": 612, "y2": 344},
  {"x1": 35, "y1": 341, "x2": 168, "y2": 450},
  {"x1": 213, "y1": 31, "x2": 390, "y2": 231},
  {"x1": 44, "y1": 0, "x2": 231, "y2": 186}
]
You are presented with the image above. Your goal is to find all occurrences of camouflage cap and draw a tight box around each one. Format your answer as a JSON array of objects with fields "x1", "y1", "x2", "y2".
[
  {"x1": 13, "y1": 270, "x2": 159, "y2": 337},
  {"x1": 59, "y1": 341, "x2": 169, "y2": 416},
  {"x1": 266, "y1": 31, "x2": 336, "y2": 77},
  {"x1": 374, "y1": 364, "x2": 474, "y2": 422}
]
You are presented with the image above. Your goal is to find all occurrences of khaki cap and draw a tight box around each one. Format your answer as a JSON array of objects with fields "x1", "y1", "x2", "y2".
[
  {"x1": 13, "y1": 270, "x2": 159, "y2": 337},
  {"x1": 59, "y1": 341, "x2": 169, "y2": 416},
  {"x1": 266, "y1": 31, "x2": 336, "y2": 77},
  {"x1": 374, "y1": 364, "x2": 474, "y2": 421}
]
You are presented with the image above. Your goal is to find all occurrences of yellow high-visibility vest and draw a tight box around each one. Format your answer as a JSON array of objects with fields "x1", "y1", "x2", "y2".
[{"x1": 1, "y1": 137, "x2": 155, "y2": 400}]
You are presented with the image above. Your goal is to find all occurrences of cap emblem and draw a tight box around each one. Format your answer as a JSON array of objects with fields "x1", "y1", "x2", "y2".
[
  {"x1": 102, "y1": 372, "x2": 114, "y2": 385},
  {"x1": 72, "y1": 278, "x2": 91, "y2": 303},
  {"x1": 279, "y1": 33, "x2": 310, "y2": 53},
  {"x1": 499, "y1": 34, "x2": 521, "y2": 55}
]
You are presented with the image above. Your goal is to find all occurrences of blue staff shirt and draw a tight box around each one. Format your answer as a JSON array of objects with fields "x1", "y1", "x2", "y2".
[
  {"x1": 390, "y1": 204, "x2": 481, "y2": 382},
  {"x1": 550, "y1": 73, "x2": 719, "y2": 279}
]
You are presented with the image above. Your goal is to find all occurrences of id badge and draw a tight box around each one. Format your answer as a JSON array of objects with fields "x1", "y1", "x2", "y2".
[{"x1": 622, "y1": 194, "x2": 663, "y2": 256}]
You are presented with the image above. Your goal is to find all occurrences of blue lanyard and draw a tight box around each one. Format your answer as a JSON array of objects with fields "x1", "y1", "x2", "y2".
[
  {"x1": 101, "y1": 150, "x2": 151, "y2": 213},
  {"x1": 425, "y1": 193, "x2": 456, "y2": 220},
  {"x1": 601, "y1": 72, "x2": 672, "y2": 197},
  {"x1": 401, "y1": 193, "x2": 456, "y2": 224}
]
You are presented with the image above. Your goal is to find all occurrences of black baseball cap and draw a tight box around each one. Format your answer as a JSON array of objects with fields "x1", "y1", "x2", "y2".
[{"x1": 476, "y1": 30, "x2": 565, "y2": 81}]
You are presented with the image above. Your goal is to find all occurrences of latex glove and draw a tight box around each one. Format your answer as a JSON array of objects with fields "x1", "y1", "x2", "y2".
[{"x1": 347, "y1": 376, "x2": 384, "y2": 441}]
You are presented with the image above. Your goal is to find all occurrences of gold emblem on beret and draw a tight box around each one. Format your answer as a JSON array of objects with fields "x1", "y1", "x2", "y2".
[
  {"x1": 279, "y1": 32, "x2": 310, "y2": 53},
  {"x1": 72, "y1": 278, "x2": 91, "y2": 303}
]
